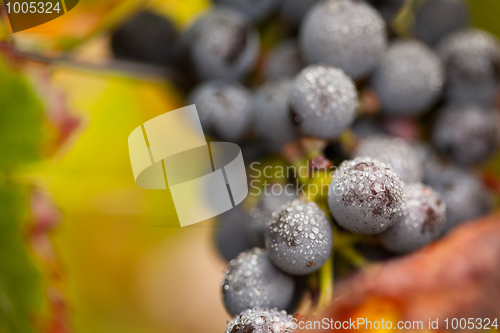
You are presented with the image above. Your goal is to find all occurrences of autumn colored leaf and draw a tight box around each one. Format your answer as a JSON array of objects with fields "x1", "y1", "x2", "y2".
[{"x1": 313, "y1": 213, "x2": 500, "y2": 331}]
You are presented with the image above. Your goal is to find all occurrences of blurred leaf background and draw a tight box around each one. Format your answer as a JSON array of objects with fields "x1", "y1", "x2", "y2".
[{"x1": 0, "y1": 0, "x2": 499, "y2": 333}]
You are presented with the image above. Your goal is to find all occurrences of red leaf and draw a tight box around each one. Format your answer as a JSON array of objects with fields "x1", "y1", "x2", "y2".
[{"x1": 314, "y1": 213, "x2": 500, "y2": 331}]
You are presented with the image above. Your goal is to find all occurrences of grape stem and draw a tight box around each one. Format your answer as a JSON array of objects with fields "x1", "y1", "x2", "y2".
[
  {"x1": 334, "y1": 228, "x2": 369, "y2": 267},
  {"x1": 314, "y1": 251, "x2": 334, "y2": 316},
  {"x1": 337, "y1": 245, "x2": 369, "y2": 268}
]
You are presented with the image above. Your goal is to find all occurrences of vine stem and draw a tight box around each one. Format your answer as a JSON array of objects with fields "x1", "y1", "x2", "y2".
[
  {"x1": 338, "y1": 245, "x2": 369, "y2": 268},
  {"x1": 334, "y1": 227, "x2": 369, "y2": 268},
  {"x1": 312, "y1": 233, "x2": 368, "y2": 314},
  {"x1": 314, "y1": 251, "x2": 334, "y2": 316}
]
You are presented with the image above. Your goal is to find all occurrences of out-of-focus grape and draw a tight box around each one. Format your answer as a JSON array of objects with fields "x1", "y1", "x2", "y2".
[
  {"x1": 111, "y1": 11, "x2": 178, "y2": 66},
  {"x1": 414, "y1": 0, "x2": 469, "y2": 46},
  {"x1": 180, "y1": 7, "x2": 260, "y2": 80}
]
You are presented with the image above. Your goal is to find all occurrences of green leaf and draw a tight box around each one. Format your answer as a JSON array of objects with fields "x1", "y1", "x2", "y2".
[
  {"x1": 0, "y1": 184, "x2": 43, "y2": 333},
  {"x1": 0, "y1": 59, "x2": 45, "y2": 333},
  {"x1": 0, "y1": 59, "x2": 44, "y2": 171}
]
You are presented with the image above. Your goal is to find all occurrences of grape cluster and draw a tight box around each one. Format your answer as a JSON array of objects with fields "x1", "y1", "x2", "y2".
[
  {"x1": 220, "y1": 198, "x2": 332, "y2": 317},
  {"x1": 279, "y1": 0, "x2": 319, "y2": 25},
  {"x1": 110, "y1": 1, "x2": 500, "y2": 330},
  {"x1": 411, "y1": 142, "x2": 443, "y2": 183},
  {"x1": 351, "y1": 116, "x2": 385, "y2": 139}
]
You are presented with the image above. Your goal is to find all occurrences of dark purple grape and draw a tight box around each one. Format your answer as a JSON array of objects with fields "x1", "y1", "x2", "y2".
[
  {"x1": 181, "y1": 8, "x2": 260, "y2": 80},
  {"x1": 111, "y1": 11, "x2": 178, "y2": 66},
  {"x1": 279, "y1": 0, "x2": 319, "y2": 25},
  {"x1": 299, "y1": 0, "x2": 387, "y2": 80},
  {"x1": 253, "y1": 79, "x2": 298, "y2": 152},
  {"x1": 364, "y1": 0, "x2": 405, "y2": 23},
  {"x1": 411, "y1": 141, "x2": 444, "y2": 183},
  {"x1": 215, "y1": 206, "x2": 255, "y2": 261},
  {"x1": 328, "y1": 157, "x2": 405, "y2": 235},
  {"x1": 379, "y1": 182, "x2": 446, "y2": 253},
  {"x1": 225, "y1": 308, "x2": 296, "y2": 333},
  {"x1": 371, "y1": 39, "x2": 444, "y2": 116},
  {"x1": 289, "y1": 64, "x2": 358, "y2": 139},
  {"x1": 265, "y1": 200, "x2": 333, "y2": 275},
  {"x1": 354, "y1": 135, "x2": 423, "y2": 183},
  {"x1": 414, "y1": 0, "x2": 469, "y2": 46},
  {"x1": 264, "y1": 39, "x2": 304, "y2": 80},
  {"x1": 246, "y1": 185, "x2": 298, "y2": 246},
  {"x1": 222, "y1": 248, "x2": 295, "y2": 316},
  {"x1": 438, "y1": 29, "x2": 500, "y2": 105},
  {"x1": 351, "y1": 116, "x2": 385, "y2": 139},
  {"x1": 212, "y1": 0, "x2": 280, "y2": 21},
  {"x1": 432, "y1": 104, "x2": 500, "y2": 164},
  {"x1": 426, "y1": 166, "x2": 493, "y2": 232},
  {"x1": 189, "y1": 80, "x2": 253, "y2": 142}
]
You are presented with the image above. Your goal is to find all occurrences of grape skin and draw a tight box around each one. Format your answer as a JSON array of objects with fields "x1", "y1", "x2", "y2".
[
  {"x1": 253, "y1": 79, "x2": 299, "y2": 152},
  {"x1": 379, "y1": 182, "x2": 446, "y2": 253},
  {"x1": 264, "y1": 39, "x2": 304, "y2": 80},
  {"x1": 222, "y1": 248, "x2": 295, "y2": 316},
  {"x1": 371, "y1": 39, "x2": 444, "y2": 116},
  {"x1": 328, "y1": 157, "x2": 405, "y2": 235},
  {"x1": 432, "y1": 104, "x2": 500, "y2": 164},
  {"x1": 351, "y1": 116, "x2": 385, "y2": 139},
  {"x1": 364, "y1": 0, "x2": 405, "y2": 23},
  {"x1": 189, "y1": 80, "x2": 253, "y2": 142},
  {"x1": 212, "y1": 0, "x2": 280, "y2": 21},
  {"x1": 437, "y1": 28, "x2": 500, "y2": 105},
  {"x1": 279, "y1": 0, "x2": 319, "y2": 25},
  {"x1": 354, "y1": 135, "x2": 424, "y2": 183},
  {"x1": 265, "y1": 200, "x2": 333, "y2": 275},
  {"x1": 299, "y1": 0, "x2": 387, "y2": 80},
  {"x1": 414, "y1": 0, "x2": 469, "y2": 46},
  {"x1": 215, "y1": 206, "x2": 255, "y2": 261},
  {"x1": 426, "y1": 166, "x2": 492, "y2": 232},
  {"x1": 181, "y1": 8, "x2": 260, "y2": 80},
  {"x1": 111, "y1": 11, "x2": 178, "y2": 66},
  {"x1": 289, "y1": 64, "x2": 358, "y2": 139},
  {"x1": 246, "y1": 185, "x2": 298, "y2": 247},
  {"x1": 225, "y1": 308, "x2": 296, "y2": 333},
  {"x1": 411, "y1": 142, "x2": 444, "y2": 183}
]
